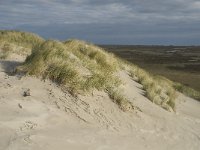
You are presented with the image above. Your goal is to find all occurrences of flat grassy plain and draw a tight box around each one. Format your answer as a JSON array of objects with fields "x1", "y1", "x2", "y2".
[{"x1": 101, "y1": 45, "x2": 200, "y2": 92}]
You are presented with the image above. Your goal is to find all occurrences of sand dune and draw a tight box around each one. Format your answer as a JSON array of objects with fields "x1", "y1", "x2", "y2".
[{"x1": 0, "y1": 50, "x2": 200, "y2": 150}]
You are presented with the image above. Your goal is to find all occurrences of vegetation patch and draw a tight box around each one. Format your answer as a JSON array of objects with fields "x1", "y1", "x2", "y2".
[
  {"x1": 1, "y1": 30, "x2": 180, "y2": 112},
  {"x1": 17, "y1": 39, "x2": 132, "y2": 111},
  {"x1": 107, "y1": 87, "x2": 133, "y2": 111},
  {"x1": 128, "y1": 63, "x2": 176, "y2": 111},
  {"x1": 0, "y1": 30, "x2": 44, "y2": 49},
  {"x1": 0, "y1": 41, "x2": 31, "y2": 59},
  {"x1": 0, "y1": 30, "x2": 45, "y2": 59},
  {"x1": 173, "y1": 83, "x2": 200, "y2": 101}
]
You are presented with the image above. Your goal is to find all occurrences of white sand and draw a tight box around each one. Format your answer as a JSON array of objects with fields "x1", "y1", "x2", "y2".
[{"x1": 0, "y1": 52, "x2": 200, "y2": 150}]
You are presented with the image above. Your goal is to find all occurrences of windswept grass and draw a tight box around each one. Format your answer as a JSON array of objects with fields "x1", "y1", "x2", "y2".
[
  {"x1": 128, "y1": 63, "x2": 176, "y2": 111},
  {"x1": 1, "y1": 30, "x2": 179, "y2": 112},
  {"x1": 107, "y1": 87, "x2": 133, "y2": 111},
  {"x1": 0, "y1": 41, "x2": 30, "y2": 59},
  {"x1": 17, "y1": 37, "x2": 177, "y2": 112},
  {"x1": 63, "y1": 39, "x2": 119, "y2": 73},
  {"x1": 0, "y1": 30, "x2": 44, "y2": 49},
  {"x1": 0, "y1": 42, "x2": 10, "y2": 59},
  {"x1": 173, "y1": 83, "x2": 200, "y2": 101},
  {"x1": 0, "y1": 31, "x2": 45, "y2": 59},
  {"x1": 18, "y1": 39, "x2": 132, "y2": 111}
]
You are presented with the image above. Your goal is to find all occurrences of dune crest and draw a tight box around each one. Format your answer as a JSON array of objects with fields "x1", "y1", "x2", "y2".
[{"x1": 0, "y1": 31, "x2": 200, "y2": 150}]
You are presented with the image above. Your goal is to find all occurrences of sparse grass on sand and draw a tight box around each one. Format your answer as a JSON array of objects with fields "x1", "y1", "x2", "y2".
[
  {"x1": 173, "y1": 83, "x2": 200, "y2": 101},
  {"x1": 0, "y1": 30, "x2": 45, "y2": 59},
  {"x1": 126, "y1": 62, "x2": 176, "y2": 111},
  {"x1": 0, "y1": 41, "x2": 30, "y2": 59},
  {"x1": 0, "y1": 30, "x2": 44, "y2": 49},
  {"x1": 1, "y1": 30, "x2": 179, "y2": 112},
  {"x1": 17, "y1": 39, "x2": 132, "y2": 111}
]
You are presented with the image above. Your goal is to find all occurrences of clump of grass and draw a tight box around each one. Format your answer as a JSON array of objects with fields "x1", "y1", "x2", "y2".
[
  {"x1": 0, "y1": 51, "x2": 9, "y2": 59},
  {"x1": 3, "y1": 30, "x2": 177, "y2": 112},
  {"x1": 18, "y1": 39, "x2": 133, "y2": 111},
  {"x1": 128, "y1": 64, "x2": 176, "y2": 111},
  {"x1": 0, "y1": 30, "x2": 44, "y2": 59},
  {"x1": 18, "y1": 40, "x2": 86, "y2": 95},
  {"x1": 20, "y1": 41, "x2": 76, "y2": 70},
  {"x1": 0, "y1": 41, "x2": 31, "y2": 59},
  {"x1": 1, "y1": 30, "x2": 184, "y2": 113},
  {"x1": 0, "y1": 42, "x2": 11, "y2": 59},
  {"x1": 82, "y1": 73, "x2": 120, "y2": 91},
  {"x1": 107, "y1": 87, "x2": 133, "y2": 111},
  {"x1": 173, "y1": 83, "x2": 200, "y2": 101},
  {"x1": 0, "y1": 30, "x2": 44, "y2": 49},
  {"x1": 64, "y1": 39, "x2": 119, "y2": 73}
]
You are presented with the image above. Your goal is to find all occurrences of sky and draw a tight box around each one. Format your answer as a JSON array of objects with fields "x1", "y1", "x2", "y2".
[{"x1": 0, "y1": 0, "x2": 200, "y2": 45}]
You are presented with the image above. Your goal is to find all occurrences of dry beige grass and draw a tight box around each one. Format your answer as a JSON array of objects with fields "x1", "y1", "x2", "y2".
[
  {"x1": 173, "y1": 82, "x2": 200, "y2": 101},
  {"x1": 0, "y1": 30, "x2": 44, "y2": 49},
  {"x1": 17, "y1": 39, "x2": 132, "y2": 111},
  {"x1": 0, "y1": 41, "x2": 31, "y2": 59},
  {"x1": 0, "y1": 30, "x2": 44, "y2": 59},
  {"x1": 1, "y1": 30, "x2": 178, "y2": 112},
  {"x1": 128, "y1": 63, "x2": 176, "y2": 111}
]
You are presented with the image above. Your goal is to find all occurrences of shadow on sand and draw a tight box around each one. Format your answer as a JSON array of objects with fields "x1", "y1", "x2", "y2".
[{"x1": 0, "y1": 60, "x2": 22, "y2": 75}]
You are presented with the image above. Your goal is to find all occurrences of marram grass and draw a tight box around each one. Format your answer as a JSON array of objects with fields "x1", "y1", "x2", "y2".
[
  {"x1": 173, "y1": 83, "x2": 200, "y2": 101},
  {"x1": 1, "y1": 30, "x2": 180, "y2": 112},
  {"x1": 17, "y1": 39, "x2": 133, "y2": 111},
  {"x1": 0, "y1": 30, "x2": 44, "y2": 49},
  {"x1": 0, "y1": 30, "x2": 45, "y2": 59},
  {"x1": 128, "y1": 63, "x2": 176, "y2": 111},
  {"x1": 0, "y1": 41, "x2": 31, "y2": 59}
]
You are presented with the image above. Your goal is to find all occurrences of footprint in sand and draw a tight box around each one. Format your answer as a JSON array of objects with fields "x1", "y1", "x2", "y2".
[{"x1": 20, "y1": 121, "x2": 37, "y2": 132}]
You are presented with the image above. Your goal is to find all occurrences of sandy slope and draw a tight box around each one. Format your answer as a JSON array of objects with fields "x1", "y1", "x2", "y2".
[{"x1": 0, "y1": 53, "x2": 200, "y2": 150}]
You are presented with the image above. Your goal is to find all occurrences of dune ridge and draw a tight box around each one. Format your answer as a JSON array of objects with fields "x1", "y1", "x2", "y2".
[{"x1": 0, "y1": 30, "x2": 200, "y2": 150}]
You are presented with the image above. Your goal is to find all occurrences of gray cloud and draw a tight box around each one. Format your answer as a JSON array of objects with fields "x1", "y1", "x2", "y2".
[{"x1": 0, "y1": 0, "x2": 200, "y2": 45}]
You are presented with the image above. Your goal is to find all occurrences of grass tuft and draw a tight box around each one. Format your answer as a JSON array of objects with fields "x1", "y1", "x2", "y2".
[
  {"x1": 1, "y1": 30, "x2": 184, "y2": 112},
  {"x1": 0, "y1": 41, "x2": 31, "y2": 59},
  {"x1": 128, "y1": 64, "x2": 176, "y2": 111},
  {"x1": 0, "y1": 30, "x2": 44, "y2": 49},
  {"x1": 17, "y1": 39, "x2": 132, "y2": 111},
  {"x1": 173, "y1": 83, "x2": 200, "y2": 101},
  {"x1": 0, "y1": 31, "x2": 44, "y2": 59},
  {"x1": 107, "y1": 87, "x2": 133, "y2": 111}
]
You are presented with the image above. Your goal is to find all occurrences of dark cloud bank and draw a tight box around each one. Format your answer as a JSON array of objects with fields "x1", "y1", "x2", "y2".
[{"x1": 0, "y1": 0, "x2": 200, "y2": 45}]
